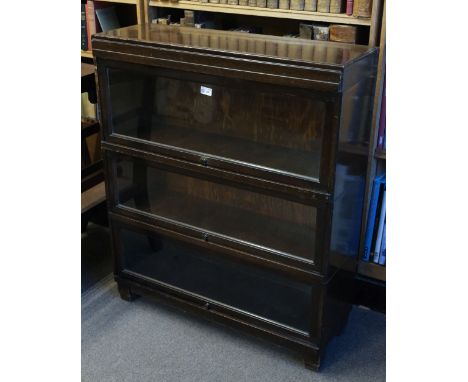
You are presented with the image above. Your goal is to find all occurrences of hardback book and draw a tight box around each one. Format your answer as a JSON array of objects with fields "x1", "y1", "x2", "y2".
[
  {"x1": 317, "y1": 0, "x2": 331, "y2": 12},
  {"x1": 86, "y1": 1, "x2": 96, "y2": 50},
  {"x1": 346, "y1": 0, "x2": 353, "y2": 15},
  {"x1": 257, "y1": 0, "x2": 267, "y2": 5},
  {"x1": 219, "y1": 0, "x2": 227, "y2": 3},
  {"x1": 95, "y1": 3, "x2": 120, "y2": 32},
  {"x1": 377, "y1": 77, "x2": 386, "y2": 149},
  {"x1": 304, "y1": 0, "x2": 317, "y2": 11},
  {"x1": 279, "y1": 0, "x2": 290, "y2": 9},
  {"x1": 290, "y1": 0, "x2": 305, "y2": 10},
  {"x1": 373, "y1": 189, "x2": 386, "y2": 264},
  {"x1": 227, "y1": 0, "x2": 239, "y2": 4},
  {"x1": 81, "y1": 3, "x2": 88, "y2": 51},
  {"x1": 248, "y1": 0, "x2": 257, "y2": 5},
  {"x1": 299, "y1": 24, "x2": 314, "y2": 39},
  {"x1": 239, "y1": 0, "x2": 248, "y2": 5},
  {"x1": 265, "y1": 40, "x2": 277, "y2": 55},
  {"x1": 267, "y1": 0, "x2": 279, "y2": 8},
  {"x1": 255, "y1": 39, "x2": 266, "y2": 54},
  {"x1": 329, "y1": 24, "x2": 357, "y2": 43},
  {"x1": 201, "y1": 0, "x2": 209, "y2": 3},
  {"x1": 313, "y1": 25, "x2": 330, "y2": 40},
  {"x1": 330, "y1": 0, "x2": 344, "y2": 13},
  {"x1": 378, "y1": 222, "x2": 386, "y2": 265},
  {"x1": 362, "y1": 174, "x2": 385, "y2": 261},
  {"x1": 277, "y1": 38, "x2": 288, "y2": 57},
  {"x1": 209, "y1": 0, "x2": 220, "y2": 3},
  {"x1": 353, "y1": 0, "x2": 373, "y2": 18}
]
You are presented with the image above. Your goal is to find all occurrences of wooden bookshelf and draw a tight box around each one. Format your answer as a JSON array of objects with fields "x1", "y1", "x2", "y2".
[
  {"x1": 81, "y1": 0, "x2": 146, "y2": 59},
  {"x1": 81, "y1": 50, "x2": 93, "y2": 58},
  {"x1": 149, "y1": 1, "x2": 371, "y2": 25},
  {"x1": 374, "y1": 149, "x2": 386, "y2": 160},
  {"x1": 358, "y1": 261, "x2": 386, "y2": 282},
  {"x1": 358, "y1": 0, "x2": 386, "y2": 282}
]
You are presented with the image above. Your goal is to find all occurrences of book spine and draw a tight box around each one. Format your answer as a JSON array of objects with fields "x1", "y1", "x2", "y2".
[
  {"x1": 257, "y1": 0, "x2": 267, "y2": 6},
  {"x1": 373, "y1": 189, "x2": 386, "y2": 263},
  {"x1": 317, "y1": 0, "x2": 330, "y2": 12},
  {"x1": 81, "y1": 4, "x2": 88, "y2": 51},
  {"x1": 329, "y1": 24, "x2": 357, "y2": 43},
  {"x1": 362, "y1": 176, "x2": 383, "y2": 261},
  {"x1": 346, "y1": 0, "x2": 353, "y2": 15},
  {"x1": 304, "y1": 0, "x2": 317, "y2": 11},
  {"x1": 239, "y1": 0, "x2": 248, "y2": 5},
  {"x1": 87, "y1": 1, "x2": 96, "y2": 49},
  {"x1": 290, "y1": 0, "x2": 305, "y2": 10},
  {"x1": 248, "y1": 0, "x2": 257, "y2": 5},
  {"x1": 356, "y1": 0, "x2": 372, "y2": 17},
  {"x1": 330, "y1": 0, "x2": 344, "y2": 13},
  {"x1": 279, "y1": 0, "x2": 290, "y2": 9},
  {"x1": 378, "y1": 222, "x2": 386, "y2": 265},
  {"x1": 267, "y1": 0, "x2": 279, "y2": 8}
]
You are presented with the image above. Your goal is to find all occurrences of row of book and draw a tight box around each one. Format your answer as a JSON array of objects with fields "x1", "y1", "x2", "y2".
[
  {"x1": 179, "y1": 0, "x2": 373, "y2": 17},
  {"x1": 362, "y1": 173, "x2": 386, "y2": 265},
  {"x1": 154, "y1": 11, "x2": 358, "y2": 44},
  {"x1": 81, "y1": 1, "x2": 121, "y2": 51},
  {"x1": 376, "y1": 76, "x2": 386, "y2": 151},
  {"x1": 147, "y1": 24, "x2": 358, "y2": 63}
]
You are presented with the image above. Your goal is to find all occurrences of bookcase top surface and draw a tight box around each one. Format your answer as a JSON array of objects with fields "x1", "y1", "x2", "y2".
[{"x1": 93, "y1": 24, "x2": 376, "y2": 68}]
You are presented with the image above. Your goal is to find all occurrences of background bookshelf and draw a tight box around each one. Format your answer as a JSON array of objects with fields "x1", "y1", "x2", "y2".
[
  {"x1": 145, "y1": 0, "x2": 384, "y2": 46},
  {"x1": 358, "y1": 0, "x2": 385, "y2": 283},
  {"x1": 81, "y1": 0, "x2": 146, "y2": 58}
]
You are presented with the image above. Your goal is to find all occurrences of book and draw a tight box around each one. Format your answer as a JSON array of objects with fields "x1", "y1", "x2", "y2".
[
  {"x1": 279, "y1": 0, "x2": 290, "y2": 9},
  {"x1": 299, "y1": 24, "x2": 314, "y2": 39},
  {"x1": 329, "y1": 24, "x2": 357, "y2": 43},
  {"x1": 248, "y1": 0, "x2": 257, "y2": 5},
  {"x1": 362, "y1": 174, "x2": 385, "y2": 261},
  {"x1": 239, "y1": 0, "x2": 248, "y2": 5},
  {"x1": 290, "y1": 0, "x2": 305, "y2": 10},
  {"x1": 267, "y1": 0, "x2": 279, "y2": 8},
  {"x1": 304, "y1": 0, "x2": 317, "y2": 11},
  {"x1": 96, "y1": 6, "x2": 120, "y2": 32},
  {"x1": 346, "y1": 0, "x2": 353, "y2": 15},
  {"x1": 330, "y1": 0, "x2": 344, "y2": 13},
  {"x1": 313, "y1": 25, "x2": 330, "y2": 41},
  {"x1": 353, "y1": 0, "x2": 373, "y2": 18},
  {"x1": 373, "y1": 189, "x2": 386, "y2": 263},
  {"x1": 86, "y1": 1, "x2": 96, "y2": 51},
  {"x1": 378, "y1": 222, "x2": 386, "y2": 265},
  {"x1": 377, "y1": 77, "x2": 386, "y2": 150},
  {"x1": 257, "y1": 0, "x2": 267, "y2": 5},
  {"x1": 81, "y1": 3, "x2": 88, "y2": 51},
  {"x1": 317, "y1": 0, "x2": 330, "y2": 12}
]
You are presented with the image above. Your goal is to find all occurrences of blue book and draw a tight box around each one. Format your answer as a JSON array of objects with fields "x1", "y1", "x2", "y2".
[
  {"x1": 378, "y1": 222, "x2": 386, "y2": 265},
  {"x1": 362, "y1": 174, "x2": 386, "y2": 261}
]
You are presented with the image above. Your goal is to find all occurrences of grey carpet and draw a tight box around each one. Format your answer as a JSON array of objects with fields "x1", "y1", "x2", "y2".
[{"x1": 82, "y1": 276, "x2": 385, "y2": 382}]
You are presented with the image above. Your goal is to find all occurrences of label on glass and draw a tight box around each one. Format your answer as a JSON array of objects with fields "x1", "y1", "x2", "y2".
[{"x1": 200, "y1": 86, "x2": 212, "y2": 96}]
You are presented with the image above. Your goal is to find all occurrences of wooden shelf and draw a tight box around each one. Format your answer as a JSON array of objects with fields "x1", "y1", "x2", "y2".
[
  {"x1": 374, "y1": 149, "x2": 386, "y2": 160},
  {"x1": 97, "y1": 0, "x2": 137, "y2": 4},
  {"x1": 82, "y1": 181, "x2": 106, "y2": 214},
  {"x1": 81, "y1": 50, "x2": 93, "y2": 59},
  {"x1": 149, "y1": 1, "x2": 372, "y2": 25},
  {"x1": 358, "y1": 261, "x2": 386, "y2": 282}
]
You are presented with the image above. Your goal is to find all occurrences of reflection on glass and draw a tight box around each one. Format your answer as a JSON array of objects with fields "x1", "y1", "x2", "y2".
[
  {"x1": 120, "y1": 227, "x2": 313, "y2": 332},
  {"x1": 115, "y1": 156, "x2": 317, "y2": 261},
  {"x1": 108, "y1": 68, "x2": 325, "y2": 180}
]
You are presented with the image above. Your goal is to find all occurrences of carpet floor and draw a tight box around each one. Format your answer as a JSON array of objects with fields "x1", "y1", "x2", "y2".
[{"x1": 82, "y1": 274, "x2": 385, "y2": 382}]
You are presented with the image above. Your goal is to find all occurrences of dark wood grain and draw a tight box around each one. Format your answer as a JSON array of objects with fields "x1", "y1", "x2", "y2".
[{"x1": 94, "y1": 24, "x2": 378, "y2": 371}]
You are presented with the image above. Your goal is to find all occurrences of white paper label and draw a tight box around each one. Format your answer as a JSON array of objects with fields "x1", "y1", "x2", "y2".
[{"x1": 200, "y1": 86, "x2": 212, "y2": 96}]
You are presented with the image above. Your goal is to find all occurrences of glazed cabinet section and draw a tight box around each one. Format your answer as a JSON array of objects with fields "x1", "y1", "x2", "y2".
[
  {"x1": 100, "y1": 61, "x2": 337, "y2": 191},
  {"x1": 110, "y1": 216, "x2": 324, "y2": 337},
  {"x1": 105, "y1": 151, "x2": 330, "y2": 274}
]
